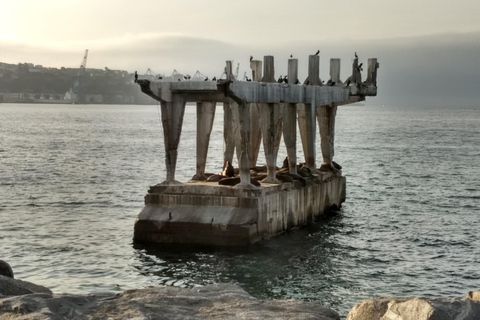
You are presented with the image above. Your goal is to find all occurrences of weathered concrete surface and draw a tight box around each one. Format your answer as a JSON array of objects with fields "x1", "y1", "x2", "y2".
[
  {"x1": 134, "y1": 173, "x2": 346, "y2": 246},
  {"x1": 346, "y1": 291, "x2": 480, "y2": 320},
  {"x1": 0, "y1": 278, "x2": 340, "y2": 320}
]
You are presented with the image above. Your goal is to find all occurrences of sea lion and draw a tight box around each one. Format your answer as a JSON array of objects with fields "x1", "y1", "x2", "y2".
[
  {"x1": 218, "y1": 177, "x2": 261, "y2": 187},
  {"x1": 252, "y1": 174, "x2": 267, "y2": 181},
  {"x1": 332, "y1": 161, "x2": 342, "y2": 170},
  {"x1": 222, "y1": 161, "x2": 235, "y2": 177},
  {"x1": 207, "y1": 174, "x2": 223, "y2": 182},
  {"x1": 287, "y1": 173, "x2": 307, "y2": 186},
  {"x1": 282, "y1": 156, "x2": 289, "y2": 169},
  {"x1": 297, "y1": 166, "x2": 312, "y2": 177},
  {"x1": 250, "y1": 165, "x2": 267, "y2": 173},
  {"x1": 0, "y1": 260, "x2": 14, "y2": 278},
  {"x1": 276, "y1": 173, "x2": 294, "y2": 183}
]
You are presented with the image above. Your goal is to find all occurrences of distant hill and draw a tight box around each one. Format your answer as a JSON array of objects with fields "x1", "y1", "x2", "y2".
[{"x1": 0, "y1": 62, "x2": 155, "y2": 104}]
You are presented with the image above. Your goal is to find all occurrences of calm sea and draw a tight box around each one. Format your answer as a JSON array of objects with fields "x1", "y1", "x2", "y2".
[{"x1": 1, "y1": 103, "x2": 479, "y2": 317}]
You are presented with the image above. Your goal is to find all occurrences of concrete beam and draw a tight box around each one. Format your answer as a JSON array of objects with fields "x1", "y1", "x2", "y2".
[{"x1": 223, "y1": 81, "x2": 350, "y2": 106}]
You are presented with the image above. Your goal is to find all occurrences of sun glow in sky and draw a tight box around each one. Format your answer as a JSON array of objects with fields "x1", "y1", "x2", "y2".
[{"x1": 2, "y1": 0, "x2": 480, "y2": 105}]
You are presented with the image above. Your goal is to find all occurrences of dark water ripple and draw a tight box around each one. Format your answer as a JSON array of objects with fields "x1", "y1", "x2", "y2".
[{"x1": 1, "y1": 104, "x2": 480, "y2": 318}]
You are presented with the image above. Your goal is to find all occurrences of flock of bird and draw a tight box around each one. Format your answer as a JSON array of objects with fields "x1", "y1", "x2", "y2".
[{"x1": 149, "y1": 51, "x2": 361, "y2": 86}]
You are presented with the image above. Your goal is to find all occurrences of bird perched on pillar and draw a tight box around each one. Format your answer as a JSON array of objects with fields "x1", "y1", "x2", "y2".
[
  {"x1": 355, "y1": 52, "x2": 358, "y2": 59},
  {"x1": 315, "y1": 50, "x2": 320, "y2": 56},
  {"x1": 250, "y1": 55, "x2": 253, "y2": 62}
]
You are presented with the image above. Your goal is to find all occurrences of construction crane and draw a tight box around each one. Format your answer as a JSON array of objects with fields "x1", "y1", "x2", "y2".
[
  {"x1": 69, "y1": 49, "x2": 89, "y2": 104},
  {"x1": 145, "y1": 68, "x2": 157, "y2": 77},
  {"x1": 79, "y1": 49, "x2": 89, "y2": 74}
]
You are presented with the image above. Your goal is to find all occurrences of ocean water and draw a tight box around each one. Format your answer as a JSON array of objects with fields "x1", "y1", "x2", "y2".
[{"x1": 1, "y1": 103, "x2": 479, "y2": 318}]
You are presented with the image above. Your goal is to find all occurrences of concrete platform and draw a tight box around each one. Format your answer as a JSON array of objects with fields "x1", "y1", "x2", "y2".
[
  {"x1": 133, "y1": 53, "x2": 377, "y2": 247},
  {"x1": 134, "y1": 173, "x2": 346, "y2": 246}
]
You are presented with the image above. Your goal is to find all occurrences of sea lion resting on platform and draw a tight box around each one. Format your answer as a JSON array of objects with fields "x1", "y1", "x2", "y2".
[
  {"x1": 206, "y1": 161, "x2": 236, "y2": 182},
  {"x1": 218, "y1": 177, "x2": 261, "y2": 187},
  {"x1": 222, "y1": 161, "x2": 235, "y2": 177}
]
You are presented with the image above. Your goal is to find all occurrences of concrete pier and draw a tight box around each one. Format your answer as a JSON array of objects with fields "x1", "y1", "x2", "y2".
[{"x1": 134, "y1": 54, "x2": 379, "y2": 246}]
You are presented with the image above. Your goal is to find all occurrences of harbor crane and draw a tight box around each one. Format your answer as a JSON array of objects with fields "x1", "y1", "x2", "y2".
[{"x1": 67, "y1": 49, "x2": 89, "y2": 104}]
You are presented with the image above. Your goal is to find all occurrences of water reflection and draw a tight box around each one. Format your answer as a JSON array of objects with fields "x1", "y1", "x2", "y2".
[{"x1": 132, "y1": 212, "x2": 346, "y2": 310}]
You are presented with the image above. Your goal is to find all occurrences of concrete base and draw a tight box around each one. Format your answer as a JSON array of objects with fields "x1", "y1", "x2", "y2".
[{"x1": 134, "y1": 173, "x2": 346, "y2": 247}]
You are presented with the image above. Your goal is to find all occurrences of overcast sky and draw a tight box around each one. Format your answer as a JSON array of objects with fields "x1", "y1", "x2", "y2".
[{"x1": 1, "y1": 0, "x2": 480, "y2": 106}]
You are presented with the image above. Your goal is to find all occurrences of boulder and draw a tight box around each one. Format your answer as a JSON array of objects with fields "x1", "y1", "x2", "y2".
[
  {"x1": 0, "y1": 275, "x2": 52, "y2": 296},
  {"x1": 346, "y1": 292, "x2": 480, "y2": 320},
  {"x1": 0, "y1": 281, "x2": 340, "y2": 320},
  {"x1": 0, "y1": 260, "x2": 14, "y2": 278}
]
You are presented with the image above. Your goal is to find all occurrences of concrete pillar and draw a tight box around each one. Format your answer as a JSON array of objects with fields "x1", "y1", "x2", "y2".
[
  {"x1": 248, "y1": 104, "x2": 262, "y2": 167},
  {"x1": 234, "y1": 101, "x2": 254, "y2": 188},
  {"x1": 260, "y1": 103, "x2": 283, "y2": 183},
  {"x1": 330, "y1": 58, "x2": 342, "y2": 84},
  {"x1": 160, "y1": 94, "x2": 186, "y2": 185},
  {"x1": 298, "y1": 57, "x2": 321, "y2": 171},
  {"x1": 317, "y1": 104, "x2": 338, "y2": 172},
  {"x1": 250, "y1": 60, "x2": 262, "y2": 82},
  {"x1": 258, "y1": 56, "x2": 282, "y2": 183},
  {"x1": 261, "y1": 56, "x2": 276, "y2": 83},
  {"x1": 304, "y1": 55, "x2": 322, "y2": 86},
  {"x1": 226, "y1": 61, "x2": 235, "y2": 81},
  {"x1": 223, "y1": 101, "x2": 236, "y2": 167},
  {"x1": 192, "y1": 101, "x2": 216, "y2": 181},
  {"x1": 283, "y1": 59, "x2": 298, "y2": 174},
  {"x1": 248, "y1": 60, "x2": 263, "y2": 167},
  {"x1": 297, "y1": 103, "x2": 317, "y2": 170},
  {"x1": 351, "y1": 57, "x2": 361, "y2": 84},
  {"x1": 366, "y1": 58, "x2": 379, "y2": 86}
]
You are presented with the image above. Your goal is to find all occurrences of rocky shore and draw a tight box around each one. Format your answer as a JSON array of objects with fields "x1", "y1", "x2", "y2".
[
  {"x1": 0, "y1": 275, "x2": 340, "y2": 320},
  {"x1": 1, "y1": 259, "x2": 479, "y2": 320},
  {"x1": 1, "y1": 275, "x2": 480, "y2": 320}
]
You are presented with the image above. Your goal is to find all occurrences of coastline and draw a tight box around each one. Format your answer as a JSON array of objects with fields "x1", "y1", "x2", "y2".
[{"x1": 1, "y1": 275, "x2": 479, "y2": 319}]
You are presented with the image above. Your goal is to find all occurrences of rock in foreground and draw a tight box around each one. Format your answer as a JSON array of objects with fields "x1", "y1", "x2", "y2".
[
  {"x1": 346, "y1": 291, "x2": 480, "y2": 320},
  {"x1": 0, "y1": 276, "x2": 339, "y2": 320}
]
